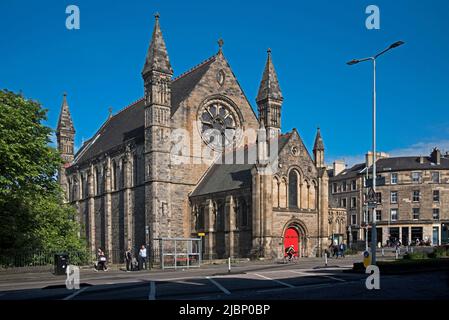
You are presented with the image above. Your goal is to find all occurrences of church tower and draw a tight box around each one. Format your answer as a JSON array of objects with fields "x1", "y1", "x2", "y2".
[
  {"x1": 142, "y1": 13, "x2": 174, "y2": 243},
  {"x1": 56, "y1": 92, "x2": 75, "y2": 198},
  {"x1": 256, "y1": 49, "x2": 283, "y2": 139},
  {"x1": 313, "y1": 128, "x2": 325, "y2": 168}
]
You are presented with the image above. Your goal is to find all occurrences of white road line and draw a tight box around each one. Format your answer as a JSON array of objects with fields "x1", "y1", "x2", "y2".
[
  {"x1": 289, "y1": 270, "x2": 346, "y2": 282},
  {"x1": 253, "y1": 273, "x2": 295, "y2": 288},
  {"x1": 206, "y1": 276, "x2": 231, "y2": 295},
  {"x1": 148, "y1": 281, "x2": 156, "y2": 300},
  {"x1": 62, "y1": 287, "x2": 88, "y2": 300}
]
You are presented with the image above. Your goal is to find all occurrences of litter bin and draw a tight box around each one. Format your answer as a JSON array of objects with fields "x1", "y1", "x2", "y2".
[{"x1": 54, "y1": 253, "x2": 69, "y2": 275}]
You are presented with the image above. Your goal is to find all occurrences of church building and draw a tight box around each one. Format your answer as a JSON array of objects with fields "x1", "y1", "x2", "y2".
[{"x1": 56, "y1": 14, "x2": 345, "y2": 262}]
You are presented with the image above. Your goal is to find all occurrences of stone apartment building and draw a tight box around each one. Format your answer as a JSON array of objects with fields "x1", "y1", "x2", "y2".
[
  {"x1": 329, "y1": 149, "x2": 449, "y2": 247},
  {"x1": 55, "y1": 14, "x2": 344, "y2": 262}
]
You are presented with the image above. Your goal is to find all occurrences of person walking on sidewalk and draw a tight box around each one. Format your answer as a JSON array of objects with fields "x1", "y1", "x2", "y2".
[
  {"x1": 125, "y1": 248, "x2": 132, "y2": 272},
  {"x1": 138, "y1": 245, "x2": 147, "y2": 270}
]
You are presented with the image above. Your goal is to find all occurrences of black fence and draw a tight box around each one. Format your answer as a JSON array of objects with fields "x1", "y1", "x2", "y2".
[{"x1": 0, "y1": 248, "x2": 163, "y2": 272}]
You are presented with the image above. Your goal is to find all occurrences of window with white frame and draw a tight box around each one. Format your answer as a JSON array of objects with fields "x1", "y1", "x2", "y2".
[
  {"x1": 432, "y1": 172, "x2": 440, "y2": 183},
  {"x1": 391, "y1": 209, "x2": 398, "y2": 221},
  {"x1": 412, "y1": 190, "x2": 420, "y2": 202},
  {"x1": 376, "y1": 210, "x2": 382, "y2": 221},
  {"x1": 391, "y1": 173, "x2": 398, "y2": 184},
  {"x1": 433, "y1": 208, "x2": 440, "y2": 220},
  {"x1": 412, "y1": 172, "x2": 422, "y2": 183},
  {"x1": 412, "y1": 208, "x2": 420, "y2": 220},
  {"x1": 390, "y1": 191, "x2": 398, "y2": 204}
]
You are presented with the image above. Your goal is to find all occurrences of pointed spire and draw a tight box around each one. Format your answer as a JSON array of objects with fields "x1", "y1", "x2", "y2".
[
  {"x1": 142, "y1": 13, "x2": 173, "y2": 76},
  {"x1": 256, "y1": 48, "x2": 283, "y2": 103},
  {"x1": 57, "y1": 92, "x2": 74, "y2": 133},
  {"x1": 313, "y1": 127, "x2": 324, "y2": 151}
]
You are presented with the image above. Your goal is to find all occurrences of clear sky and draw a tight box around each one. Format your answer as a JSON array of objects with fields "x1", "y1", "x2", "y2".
[{"x1": 1, "y1": 0, "x2": 448, "y2": 166}]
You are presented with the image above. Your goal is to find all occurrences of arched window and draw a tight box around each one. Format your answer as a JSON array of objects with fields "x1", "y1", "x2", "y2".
[{"x1": 288, "y1": 170, "x2": 299, "y2": 208}]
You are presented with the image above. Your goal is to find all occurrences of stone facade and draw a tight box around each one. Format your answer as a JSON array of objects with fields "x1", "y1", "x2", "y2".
[
  {"x1": 57, "y1": 15, "x2": 341, "y2": 262},
  {"x1": 329, "y1": 149, "x2": 449, "y2": 247}
]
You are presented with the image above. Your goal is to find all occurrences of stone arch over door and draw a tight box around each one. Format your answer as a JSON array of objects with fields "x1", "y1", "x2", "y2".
[{"x1": 281, "y1": 219, "x2": 309, "y2": 258}]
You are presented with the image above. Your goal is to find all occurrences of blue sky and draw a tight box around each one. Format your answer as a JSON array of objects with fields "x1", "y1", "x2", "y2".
[{"x1": 1, "y1": 0, "x2": 448, "y2": 166}]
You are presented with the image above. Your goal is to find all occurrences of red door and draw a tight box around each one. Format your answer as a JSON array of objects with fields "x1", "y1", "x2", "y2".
[{"x1": 284, "y1": 227, "x2": 299, "y2": 257}]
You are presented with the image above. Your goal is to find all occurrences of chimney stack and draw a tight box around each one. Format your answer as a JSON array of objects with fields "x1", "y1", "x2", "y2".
[
  {"x1": 431, "y1": 148, "x2": 441, "y2": 165},
  {"x1": 333, "y1": 160, "x2": 346, "y2": 176}
]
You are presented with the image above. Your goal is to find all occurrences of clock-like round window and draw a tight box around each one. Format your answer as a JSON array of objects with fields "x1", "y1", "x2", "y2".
[{"x1": 198, "y1": 98, "x2": 241, "y2": 150}]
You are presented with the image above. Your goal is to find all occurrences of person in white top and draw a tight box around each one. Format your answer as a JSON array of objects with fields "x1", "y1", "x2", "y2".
[{"x1": 138, "y1": 245, "x2": 147, "y2": 270}]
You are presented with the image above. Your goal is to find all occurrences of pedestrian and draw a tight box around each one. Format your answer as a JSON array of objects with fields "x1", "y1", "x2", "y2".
[
  {"x1": 139, "y1": 244, "x2": 147, "y2": 270},
  {"x1": 333, "y1": 244, "x2": 339, "y2": 259},
  {"x1": 125, "y1": 247, "x2": 132, "y2": 272},
  {"x1": 339, "y1": 243, "x2": 346, "y2": 258},
  {"x1": 96, "y1": 248, "x2": 108, "y2": 271}
]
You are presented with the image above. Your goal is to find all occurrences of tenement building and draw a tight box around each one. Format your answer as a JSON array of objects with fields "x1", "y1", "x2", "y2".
[
  {"x1": 329, "y1": 149, "x2": 449, "y2": 247},
  {"x1": 56, "y1": 14, "x2": 344, "y2": 262}
]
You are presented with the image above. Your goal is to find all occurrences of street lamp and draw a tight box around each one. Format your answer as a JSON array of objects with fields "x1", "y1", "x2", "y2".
[{"x1": 347, "y1": 40, "x2": 404, "y2": 265}]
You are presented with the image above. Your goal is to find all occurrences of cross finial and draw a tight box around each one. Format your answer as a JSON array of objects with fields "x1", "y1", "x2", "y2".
[
  {"x1": 154, "y1": 12, "x2": 160, "y2": 20},
  {"x1": 267, "y1": 48, "x2": 272, "y2": 54},
  {"x1": 218, "y1": 38, "x2": 224, "y2": 53}
]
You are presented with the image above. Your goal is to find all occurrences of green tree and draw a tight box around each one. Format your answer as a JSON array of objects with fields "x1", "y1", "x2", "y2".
[{"x1": 0, "y1": 89, "x2": 85, "y2": 254}]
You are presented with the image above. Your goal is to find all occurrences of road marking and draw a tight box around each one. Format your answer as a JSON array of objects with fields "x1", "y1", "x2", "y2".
[
  {"x1": 148, "y1": 281, "x2": 156, "y2": 300},
  {"x1": 253, "y1": 273, "x2": 295, "y2": 288},
  {"x1": 289, "y1": 270, "x2": 346, "y2": 282},
  {"x1": 206, "y1": 277, "x2": 231, "y2": 295},
  {"x1": 62, "y1": 287, "x2": 88, "y2": 300}
]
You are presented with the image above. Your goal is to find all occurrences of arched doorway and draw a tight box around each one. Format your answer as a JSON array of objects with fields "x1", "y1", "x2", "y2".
[
  {"x1": 284, "y1": 227, "x2": 299, "y2": 257},
  {"x1": 282, "y1": 221, "x2": 308, "y2": 258}
]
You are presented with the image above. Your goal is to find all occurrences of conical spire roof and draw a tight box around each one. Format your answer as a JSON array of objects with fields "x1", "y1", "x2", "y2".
[
  {"x1": 57, "y1": 92, "x2": 74, "y2": 133},
  {"x1": 313, "y1": 128, "x2": 324, "y2": 151},
  {"x1": 256, "y1": 49, "x2": 283, "y2": 102},
  {"x1": 142, "y1": 13, "x2": 173, "y2": 76}
]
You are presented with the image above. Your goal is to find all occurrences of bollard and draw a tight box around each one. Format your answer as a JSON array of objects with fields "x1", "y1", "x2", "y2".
[
  {"x1": 395, "y1": 249, "x2": 398, "y2": 260},
  {"x1": 228, "y1": 257, "x2": 231, "y2": 273},
  {"x1": 324, "y1": 252, "x2": 328, "y2": 267}
]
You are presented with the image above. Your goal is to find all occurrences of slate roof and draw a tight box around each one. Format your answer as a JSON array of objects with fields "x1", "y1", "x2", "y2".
[
  {"x1": 190, "y1": 163, "x2": 254, "y2": 197},
  {"x1": 331, "y1": 155, "x2": 449, "y2": 180},
  {"x1": 72, "y1": 55, "x2": 217, "y2": 165},
  {"x1": 190, "y1": 132, "x2": 294, "y2": 197}
]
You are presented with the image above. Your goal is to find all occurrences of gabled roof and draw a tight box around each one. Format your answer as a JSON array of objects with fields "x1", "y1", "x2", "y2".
[
  {"x1": 74, "y1": 98, "x2": 145, "y2": 164},
  {"x1": 190, "y1": 132, "x2": 294, "y2": 197},
  {"x1": 72, "y1": 55, "x2": 218, "y2": 166}
]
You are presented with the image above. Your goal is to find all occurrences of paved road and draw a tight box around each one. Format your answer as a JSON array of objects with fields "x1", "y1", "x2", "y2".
[{"x1": 0, "y1": 257, "x2": 448, "y2": 300}]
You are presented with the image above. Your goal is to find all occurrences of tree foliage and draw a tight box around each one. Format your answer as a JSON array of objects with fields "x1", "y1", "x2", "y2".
[{"x1": 0, "y1": 90, "x2": 85, "y2": 254}]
